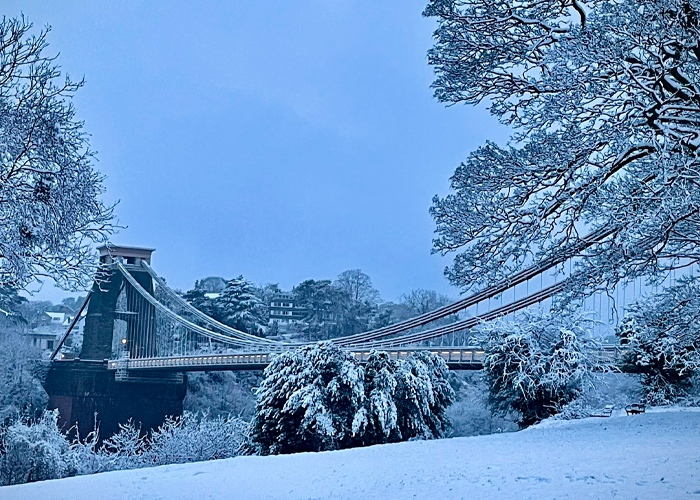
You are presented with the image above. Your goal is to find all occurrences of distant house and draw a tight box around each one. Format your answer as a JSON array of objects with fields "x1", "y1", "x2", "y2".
[
  {"x1": 269, "y1": 292, "x2": 308, "y2": 326},
  {"x1": 49, "y1": 304, "x2": 76, "y2": 315},
  {"x1": 25, "y1": 311, "x2": 82, "y2": 351}
]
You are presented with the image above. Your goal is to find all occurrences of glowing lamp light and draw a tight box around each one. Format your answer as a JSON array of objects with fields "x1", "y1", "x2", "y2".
[{"x1": 121, "y1": 338, "x2": 128, "y2": 345}]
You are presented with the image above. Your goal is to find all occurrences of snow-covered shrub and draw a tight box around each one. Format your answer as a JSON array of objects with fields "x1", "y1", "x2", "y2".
[
  {"x1": 145, "y1": 413, "x2": 247, "y2": 466},
  {"x1": 249, "y1": 342, "x2": 366, "y2": 455},
  {"x1": 249, "y1": 344, "x2": 454, "y2": 454},
  {"x1": 354, "y1": 350, "x2": 454, "y2": 444},
  {"x1": 554, "y1": 398, "x2": 593, "y2": 421},
  {"x1": 617, "y1": 278, "x2": 700, "y2": 405},
  {"x1": 94, "y1": 420, "x2": 147, "y2": 472},
  {"x1": 0, "y1": 410, "x2": 73, "y2": 485},
  {"x1": 353, "y1": 351, "x2": 400, "y2": 445},
  {"x1": 0, "y1": 330, "x2": 48, "y2": 423},
  {"x1": 0, "y1": 410, "x2": 249, "y2": 485},
  {"x1": 481, "y1": 311, "x2": 601, "y2": 427}
]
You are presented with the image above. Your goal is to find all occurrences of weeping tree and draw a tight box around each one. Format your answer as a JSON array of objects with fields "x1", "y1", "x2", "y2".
[
  {"x1": 0, "y1": 17, "x2": 114, "y2": 291},
  {"x1": 248, "y1": 344, "x2": 454, "y2": 455},
  {"x1": 426, "y1": 0, "x2": 700, "y2": 301},
  {"x1": 480, "y1": 312, "x2": 601, "y2": 427},
  {"x1": 248, "y1": 343, "x2": 366, "y2": 455}
]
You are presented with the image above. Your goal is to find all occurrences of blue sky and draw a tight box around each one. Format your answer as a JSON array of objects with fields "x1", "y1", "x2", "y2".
[{"x1": 8, "y1": 1, "x2": 508, "y2": 302}]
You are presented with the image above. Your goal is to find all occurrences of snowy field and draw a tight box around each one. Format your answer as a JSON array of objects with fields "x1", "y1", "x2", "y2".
[{"x1": 4, "y1": 408, "x2": 700, "y2": 500}]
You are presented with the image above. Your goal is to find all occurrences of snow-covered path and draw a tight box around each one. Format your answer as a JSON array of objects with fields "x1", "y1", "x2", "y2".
[{"x1": 4, "y1": 408, "x2": 700, "y2": 500}]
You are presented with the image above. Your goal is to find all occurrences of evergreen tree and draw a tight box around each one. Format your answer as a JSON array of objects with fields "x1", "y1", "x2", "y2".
[
  {"x1": 394, "y1": 351, "x2": 454, "y2": 440},
  {"x1": 249, "y1": 345, "x2": 455, "y2": 454},
  {"x1": 218, "y1": 276, "x2": 267, "y2": 336},
  {"x1": 353, "y1": 351, "x2": 400, "y2": 445},
  {"x1": 249, "y1": 343, "x2": 365, "y2": 455},
  {"x1": 182, "y1": 287, "x2": 223, "y2": 324}
]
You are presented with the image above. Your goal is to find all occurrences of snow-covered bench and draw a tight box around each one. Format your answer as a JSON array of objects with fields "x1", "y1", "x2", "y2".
[
  {"x1": 625, "y1": 403, "x2": 646, "y2": 415},
  {"x1": 591, "y1": 405, "x2": 614, "y2": 418},
  {"x1": 591, "y1": 405, "x2": 613, "y2": 418}
]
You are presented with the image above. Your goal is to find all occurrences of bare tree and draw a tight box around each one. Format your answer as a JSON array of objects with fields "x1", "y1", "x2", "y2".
[
  {"x1": 401, "y1": 289, "x2": 451, "y2": 316},
  {"x1": 335, "y1": 269, "x2": 381, "y2": 305},
  {"x1": 0, "y1": 17, "x2": 114, "y2": 291}
]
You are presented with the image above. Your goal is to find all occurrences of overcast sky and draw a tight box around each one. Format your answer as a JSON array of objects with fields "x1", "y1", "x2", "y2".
[{"x1": 8, "y1": 1, "x2": 508, "y2": 303}]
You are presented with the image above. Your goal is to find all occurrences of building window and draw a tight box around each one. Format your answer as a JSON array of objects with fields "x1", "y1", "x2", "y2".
[{"x1": 47, "y1": 340, "x2": 54, "y2": 350}]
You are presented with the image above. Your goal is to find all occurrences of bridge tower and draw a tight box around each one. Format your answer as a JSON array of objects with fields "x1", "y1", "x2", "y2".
[{"x1": 45, "y1": 245, "x2": 187, "y2": 440}]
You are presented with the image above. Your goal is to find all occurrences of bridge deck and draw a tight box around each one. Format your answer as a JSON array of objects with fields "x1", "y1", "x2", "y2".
[{"x1": 104, "y1": 347, "x2": 487, "y2": 372}]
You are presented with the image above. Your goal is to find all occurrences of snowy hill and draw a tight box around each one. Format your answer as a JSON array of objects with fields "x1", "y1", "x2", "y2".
[{"x1": 4, "y1": 408, "x2": 700, "y2": 500}]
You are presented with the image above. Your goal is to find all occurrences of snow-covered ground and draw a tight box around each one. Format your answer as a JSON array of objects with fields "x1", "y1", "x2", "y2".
[{"x1": 5, "y1": 408, "x2": 700, "y2": 500}]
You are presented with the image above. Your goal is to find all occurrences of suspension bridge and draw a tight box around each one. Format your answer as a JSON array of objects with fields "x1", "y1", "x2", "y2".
[
  {"x1": 50, "y1": 236, "x2": 644, "y2": 375},
  {"x1": 44, "y1": 239, "x2": 651, "y2": 437}
]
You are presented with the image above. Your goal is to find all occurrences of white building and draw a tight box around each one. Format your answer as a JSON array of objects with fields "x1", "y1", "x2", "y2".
[{"x1": 26, "y1": 311, "x2": 82, "y2": 351}]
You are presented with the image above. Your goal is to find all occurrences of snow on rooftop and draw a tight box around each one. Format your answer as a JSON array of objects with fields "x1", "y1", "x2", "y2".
[{"x1": 4, "y1": 408, "x2": 700, "y2": 500}]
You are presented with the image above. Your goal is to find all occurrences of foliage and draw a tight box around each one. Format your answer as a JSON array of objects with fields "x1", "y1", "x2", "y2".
[
  {"x1": 0, "y1": 287, "x2": 26, "y2": 324},
  {"x1": 183, "y1": 275, "x2": 267, "y2": 335},
  {"x1": 184, "y1": 370, "x2": 261, "y2": 420},
  {"x1": 293, "y1": 279, "x2": 346, "y2": 340},
  {"x1": 0, "y1": 330, "x2": 48, "y2": 423},
  {"x1": 426, "y1": 0, "x2": 700, "y2": 308},
  {"x1": 0, "y1": 411, "x2": 73, "y2": 485},
  {"x1": 394, "y1": 350, "x2": 454, "y2": 439},
  {"x1": 249, "y1": 343, "x2": 454, "y2": 455},
  {"x1": 0, "y1": 16, "x2": 114, "y2": 291},
  {"x1": 142, "y1": 413, "x2": 248, "y2": 466},
  {"x1": 182, "y1": 287, "x2": 222, "y2": 322},
  {"x1": 218, "y1": 276, "x2": 268, "y2": 335},
  {"x1": 249, "y1": 343, "x2": 365, "y2": 455},
  {"x1": 0, "y1": 411, "x2": 248, "y2": 486},
  {"x1": 353, "y1": 351, "x2": 400, "y2": 445},
  {"x1": 617, "y1": 276, "x2": 700, "y2": 404},
  {"x1": 480, "y1": 311, "x2": 601, "y2": 427}
]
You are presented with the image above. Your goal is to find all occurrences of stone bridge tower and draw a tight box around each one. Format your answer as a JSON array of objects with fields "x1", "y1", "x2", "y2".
[{"x1": 44, "y1": 245, "x2": 187, "y2": 440}]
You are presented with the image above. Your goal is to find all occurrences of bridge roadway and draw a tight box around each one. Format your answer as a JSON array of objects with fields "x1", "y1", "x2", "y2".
[
  {"x1": 102, "y1": 347, "x2": 487, "y2": 372},
  {"x1": 99, "y1": 345, "x2": 621, "y2": 373}
]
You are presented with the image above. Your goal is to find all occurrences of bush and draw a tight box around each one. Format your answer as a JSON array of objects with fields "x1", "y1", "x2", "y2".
[
  {"x1": 0, "y1": 411, "x2": 248, "y2": 485},
  {"x1": 249, "y1": 343, "x2": 366, "y2": 455},
  {"x1": 0, "y1": 411, "x2": 73, "y2": 485},
  {"x1": 393, "y1": 351, "x2": 454, "y2": 440},
  {"x1": 616, "y1": 279, "x2": 700, "y2": 405},
  {"x1": 248, "y1": 343, "x2": 454, "y2": 455},
  {"x1": 481, "y1": 312, "x2": 601, "y2": 427},
  {"x1": 146, "y1": 413, "x2": 247, "y2": 466}
]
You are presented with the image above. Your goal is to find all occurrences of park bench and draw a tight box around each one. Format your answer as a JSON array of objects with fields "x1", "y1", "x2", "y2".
[
  {"x1": 625, "y1": 403, "x2": 646, "y2": 415},
  {"x1": 591, "y1": 405, "x2": 614, "y2": 418}
]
